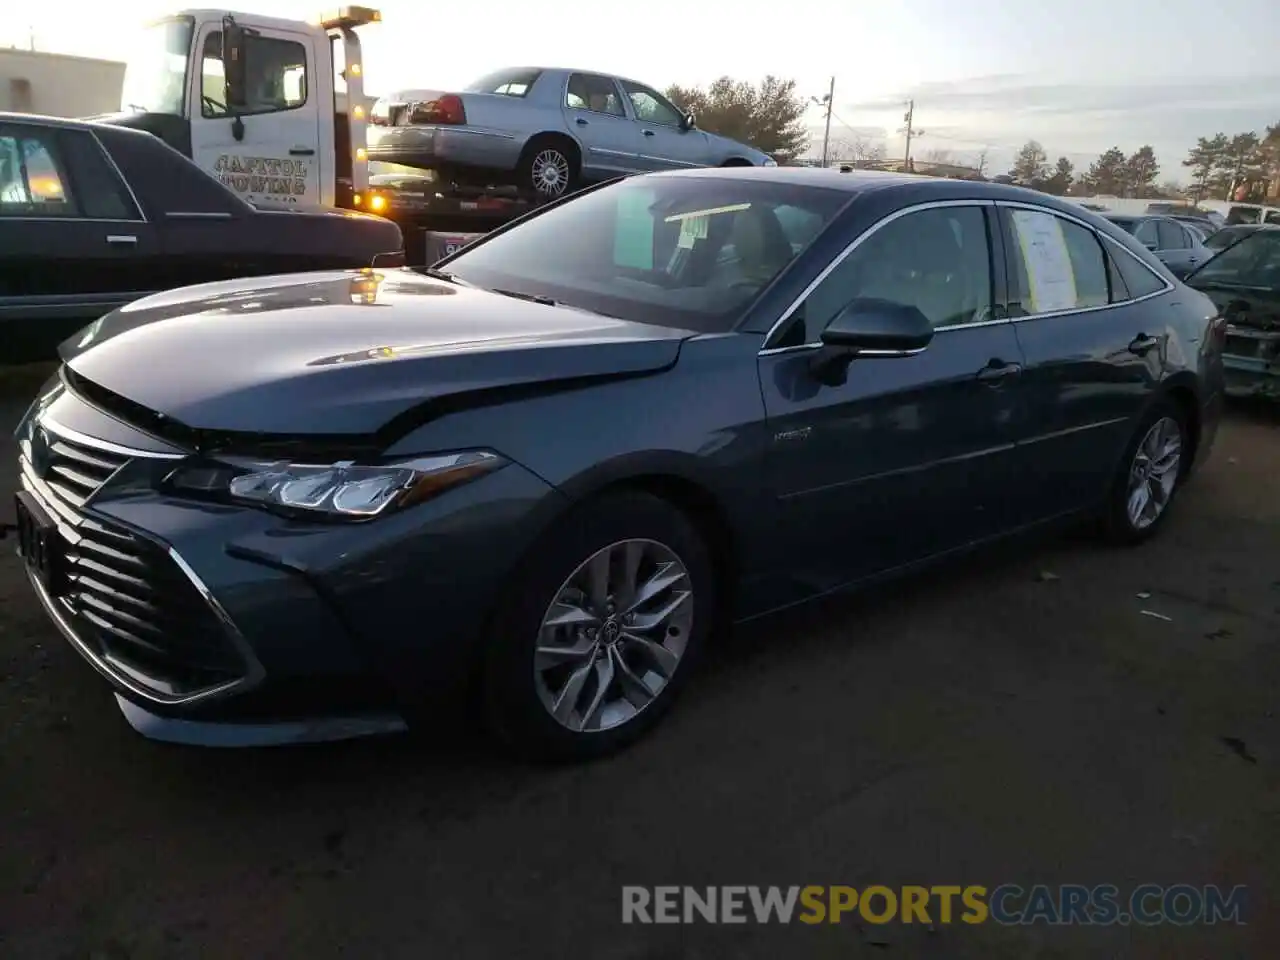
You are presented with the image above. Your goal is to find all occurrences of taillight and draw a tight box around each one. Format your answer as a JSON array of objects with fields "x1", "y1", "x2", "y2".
[{"x1": 411, "y1": 94, "x2": 467, "y2": 125}]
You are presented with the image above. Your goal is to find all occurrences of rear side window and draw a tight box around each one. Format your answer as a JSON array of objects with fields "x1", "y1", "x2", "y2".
[
  {"x1": 1005, "y1": 208, "x2": 1109, "y2": 314},
  {"x1": 1157, "y1": 220, "x2": 1187, "y2": 250},
  {"x1": 1111, "y1": 246, "x2": 1168, "y2": 299},
  {"x1": 0, "y1": 127, "x2": 76, "y2": 216},
  {"x1": 59, "y1": 130, "x2": 140, "y2": 220}
]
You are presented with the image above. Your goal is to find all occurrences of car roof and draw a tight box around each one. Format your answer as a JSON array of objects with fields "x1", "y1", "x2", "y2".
[{"x1": 0, "y1": 111, "x2": 155, "y2": 143}]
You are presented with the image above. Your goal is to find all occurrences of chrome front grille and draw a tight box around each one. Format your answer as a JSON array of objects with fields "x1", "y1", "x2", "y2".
[{"x1": 18, "y1": 416, "x2": 250, "y2": 702}]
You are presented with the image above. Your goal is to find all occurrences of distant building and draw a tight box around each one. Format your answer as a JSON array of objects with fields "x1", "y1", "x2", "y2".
[{"x1": 0, "y1": 48, "x2": 125, "y2": 117}]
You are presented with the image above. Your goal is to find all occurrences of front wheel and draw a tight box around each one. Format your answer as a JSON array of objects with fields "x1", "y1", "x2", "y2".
[
  {"x1": 1102, "y1": 401, "x2": 1187, "y2": 544},
  {"x1": 481, "y1": 491, "x2": 715, "y2": 762}
]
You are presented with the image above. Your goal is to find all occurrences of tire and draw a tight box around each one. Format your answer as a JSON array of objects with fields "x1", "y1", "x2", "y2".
[
  {"x1": 517, "y1": 136, "x2": 579, "y2": 199},
  {"x1": 481, "y1": 491, "x2": 716, "y2": 762},
  {"x1": 1102, "y1": 399, "x2": 1189, "y2": 545}
]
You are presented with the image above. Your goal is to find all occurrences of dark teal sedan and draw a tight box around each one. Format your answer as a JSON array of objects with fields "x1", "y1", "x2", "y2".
[{"x1": 14, "y1": 168, "x2": 1225, "y2": 761}]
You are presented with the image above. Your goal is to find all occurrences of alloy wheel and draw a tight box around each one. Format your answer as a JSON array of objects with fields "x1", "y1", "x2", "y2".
[
  {"x1": 534, "y1": 539, "x2": 693, "y2": 733},
  {"x1": 1126, "y1": 416, "x2": 1182, "y2": 531},
  {"x1": 531, "y1": 149, "x2": 570, "y2": 196}
]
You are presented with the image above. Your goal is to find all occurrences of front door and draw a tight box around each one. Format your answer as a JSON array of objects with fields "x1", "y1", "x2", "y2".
[
  {"x1": 188, "y1": 22, "x2": 323, "y2": 207},
  {"x1": 617, "y1": 80, "x2": 710, "y2": 171},
  {"x1": 561, "y1": 73, "x2": 641, "y2": 179},
  {"x1": 996, "y1": 204, "x2": 1167, "y2": 523},
  {"x1": 758, "y1": 202, "x2": 1026, "y2": 598},
  {"x1": 0, "y1": 123, "x2": 159, "y2": 359}
]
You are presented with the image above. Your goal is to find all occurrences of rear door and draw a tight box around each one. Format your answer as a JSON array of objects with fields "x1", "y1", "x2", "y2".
[
  {"x1": 0, "y1": 122, "x2": 158, "y2": 358},
  {"x1": 561, "y1": 73, "x2": 641, "y2": 178},
  {"x1": 758, "y1": 201, "x2": 1026, "y2": 593},
  {"x1": 1155, "y1": 218, "x2": 1198, "y2": 275},
  {"x1": 997, "y1": 203, "x2": 1170, "y2": 522},
  {"x1": 617, "y1": 79, "x2": 710, "y2": 171}
]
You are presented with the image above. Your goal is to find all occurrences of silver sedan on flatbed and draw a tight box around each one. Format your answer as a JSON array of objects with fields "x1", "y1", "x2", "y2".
[{"x1": 366, "y1": 66, "x2": 775, "y2": 197}]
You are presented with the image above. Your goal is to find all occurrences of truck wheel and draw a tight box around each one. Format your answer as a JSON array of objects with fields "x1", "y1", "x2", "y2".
[{"x1": 519, "y1": 137, "x2": 579, "y2": 198}]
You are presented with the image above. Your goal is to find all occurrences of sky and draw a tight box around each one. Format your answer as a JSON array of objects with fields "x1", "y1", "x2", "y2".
[{"x1": 5, "y1": 0, "x2": 1279, "y2": 181}]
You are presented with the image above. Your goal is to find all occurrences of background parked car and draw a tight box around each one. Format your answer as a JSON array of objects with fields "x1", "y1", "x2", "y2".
[
  {"x1": 1104, "y1": 213, "x2": 1212, "y2": 277},
  {"x1": 1, "y1": 113, "x2": 404, "y2": 364},
  {"x1": 367, "y1": 67, "x2": 775, "y2": 199},
  {"x1": 1204, "y1": 223, "x2": 1263, "y2": 252}
]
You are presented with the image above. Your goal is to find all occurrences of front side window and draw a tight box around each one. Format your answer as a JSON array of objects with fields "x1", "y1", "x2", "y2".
[
  {"x1": 202, "y1": 32, "x2": 308, "y2": 117},
  {"x1": 565, "y1": 73, "x2": 624, "y2": 117},
  {"x1": 0, "y1": 129, "x2": 75, "y2": 216},
  {"x1": 120, "y1": 16, "x2": 194, "y2": 116},
  {"x1": 781, "y1": 205, "x2": 993, "y2": 347},
  {"x1": 1189, "y1": 229, "x2": 1280, "y2": 287},
  {"x1": 620, "y1": 81, "x2": 684, "y2": 126},
  {"x1": 1006, "y1": 208, "x2": 1109, "y2": 314},
  {"x1": 441, "y1": 177, "x2": 848, "y2": 333},
  {"x1": 1157, "y1": 220, "x2": 1187, "y2": 250}
]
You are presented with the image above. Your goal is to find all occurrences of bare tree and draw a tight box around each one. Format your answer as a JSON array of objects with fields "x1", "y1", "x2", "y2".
[
  {"x1": 828, "y1": 134, "x2": 887, "y2": 168},
  {"x1": 974, "y1": 149, "x2": 989, "y2": 179}
]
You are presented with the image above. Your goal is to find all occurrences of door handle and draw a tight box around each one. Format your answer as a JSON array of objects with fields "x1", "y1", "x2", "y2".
[
  {"x1": 643, "y1": 129, "x2": 655, "y2": 136},
  {"x1": 975, "y1": 358, "x2": 1021, "y2": 383},
  {"x1": 106, "y1": 235, "x2": 137, "y2": 246},
  {"x1": 575, "y1": 117, "x2": 588, "y2": 126},
  {"x1": 1128, "y1": 334, "x2": 1160, "y2": 355},
  {"x1": 289, "y1": 147, "x2": 316, "y2": 156}
]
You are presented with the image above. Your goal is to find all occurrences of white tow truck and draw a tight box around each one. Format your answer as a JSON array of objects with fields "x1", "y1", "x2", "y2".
[{"x1": 93, "y1": 6, "x2": 541, "y2": 262}]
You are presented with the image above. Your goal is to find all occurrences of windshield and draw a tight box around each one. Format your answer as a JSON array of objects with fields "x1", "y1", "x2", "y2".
[
  {"x1": 120, "y1": 17, "x2": 194, "y2": 115},
  {"x1": 1107, "y1": 218, "x2": 1139, "y2": 235},
  {"x1": 1189, "y1": 229, "x2": 1280, "y2": 288},
  {"x1": 439, "y1": 176, "x2": 850, "y2": 332}
]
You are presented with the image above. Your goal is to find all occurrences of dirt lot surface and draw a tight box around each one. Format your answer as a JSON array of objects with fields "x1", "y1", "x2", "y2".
[{"x1": 1, "y1": 398, "x2": 1278, "y2": 959}]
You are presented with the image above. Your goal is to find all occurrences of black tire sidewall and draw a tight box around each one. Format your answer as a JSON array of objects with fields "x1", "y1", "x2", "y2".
[
  {"x1": 482, "y1": 491, "x2": 715, "y2": 761},
  {"x1": 1104, "y1": 398, "x2": 1188, "y2": 545}
]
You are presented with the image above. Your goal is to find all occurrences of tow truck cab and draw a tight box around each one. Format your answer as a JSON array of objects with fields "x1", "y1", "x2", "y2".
[{"x1": 100, "y1": 6, "x2": 377, "y2": 210}]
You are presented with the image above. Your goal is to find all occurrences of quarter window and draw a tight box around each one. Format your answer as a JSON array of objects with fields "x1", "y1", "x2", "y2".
[
  {"x1": 0, "y1": 129, "x2": 76, "y2": 216},
  {"x1": 619, "y1": 81, "x2": 684, "y2": 126},
  {"x1": 1111, "y1": 245, "x2": 1168, "y2": 299},
  {"x1": 200, "y1": 31, "x2": 308, "y2": 117},
  {"x1": 565, "y1": 73, "x2": 624, "y2": 117},
  {"x1": 1005, "y1": 209, "x2": 1109, "y2": 315},
  {"x1": 782, "y1": 205, "x2": 993, "y2": 346}
]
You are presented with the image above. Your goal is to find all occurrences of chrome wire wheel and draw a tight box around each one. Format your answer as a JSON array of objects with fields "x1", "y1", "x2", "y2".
[
  {"x1": 534, "y1": 539, "x2": 694, "y2": 733},
  {"x1": 531, "y1": 148, "x2": 570, "y2": 196},
  {"x1": 1126, "y1": 416, "x2": 1182, "y2": 531}
]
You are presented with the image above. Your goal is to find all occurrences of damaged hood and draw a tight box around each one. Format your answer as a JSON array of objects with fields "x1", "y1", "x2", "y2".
[{"x1": 60, "y1": 270, "x2": 692, "y2": 437}]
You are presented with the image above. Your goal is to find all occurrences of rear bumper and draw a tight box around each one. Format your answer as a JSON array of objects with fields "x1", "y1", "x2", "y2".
[{"x1": 367, "y1": 125, "x2": 524, "y2": 172}]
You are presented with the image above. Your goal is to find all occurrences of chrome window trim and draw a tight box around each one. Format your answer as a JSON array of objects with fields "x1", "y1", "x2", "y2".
[{"x1": 758, "y1": 197, "x2": 1174, "y2": 357}]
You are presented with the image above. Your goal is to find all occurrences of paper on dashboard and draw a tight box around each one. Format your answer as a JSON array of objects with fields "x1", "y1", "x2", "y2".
[{"x1": 1010, "y1": 210, "x2": 1078, "y2": 313}]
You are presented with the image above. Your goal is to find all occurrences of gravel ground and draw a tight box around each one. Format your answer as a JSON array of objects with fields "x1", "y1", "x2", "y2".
[{"x1": 1, "y1": 398, "x2": 1278, "y2": 959}]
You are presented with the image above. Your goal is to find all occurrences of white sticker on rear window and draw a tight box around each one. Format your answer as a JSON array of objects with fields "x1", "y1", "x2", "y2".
[{"x1": 1011, "y1": 210, "x2": 1078, "y2": 313}]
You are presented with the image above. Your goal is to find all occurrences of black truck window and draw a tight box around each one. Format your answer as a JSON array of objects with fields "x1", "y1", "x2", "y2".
[{"x1": 57, "y1": 130, "x2": 142, "y2": 221}]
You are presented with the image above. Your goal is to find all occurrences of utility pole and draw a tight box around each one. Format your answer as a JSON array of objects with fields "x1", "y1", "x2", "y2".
[
  {"x1": 900, "y1": 100, "x2": 922, "y2": 172},
  {"x1": 820, "y1": 76, "x2": 835, "y2": 168}
]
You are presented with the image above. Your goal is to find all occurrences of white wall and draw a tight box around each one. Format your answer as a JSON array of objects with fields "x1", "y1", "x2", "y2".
[{"x1": 0, "y1": 49, "x2": 125, "y2": 118}]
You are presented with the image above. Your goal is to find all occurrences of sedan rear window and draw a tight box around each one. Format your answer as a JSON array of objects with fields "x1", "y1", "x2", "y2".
[
  {"x1": 438, "y1": 177, "x2": 850, "y2": 332},
  {"x1": 465, "y1": 68, "x2": 541, "y2": 97}
]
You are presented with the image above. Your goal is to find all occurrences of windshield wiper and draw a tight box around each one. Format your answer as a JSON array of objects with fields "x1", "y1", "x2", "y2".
[
  {"x1": 490, "y1": 287, "x2": 559, "y2": 307},
  {"x1": 421, "y1": 267, "x2": 461, "y2": 284}
]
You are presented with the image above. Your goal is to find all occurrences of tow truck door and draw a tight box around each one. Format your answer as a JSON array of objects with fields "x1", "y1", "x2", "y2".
[{"x1": 187, "y1": 19, "x2": 324, "y2": 208}]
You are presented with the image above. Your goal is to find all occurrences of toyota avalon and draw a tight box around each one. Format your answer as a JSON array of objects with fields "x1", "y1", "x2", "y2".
[{"x1": 13, "y1": 168, "x2": 1225, "y2": 760}]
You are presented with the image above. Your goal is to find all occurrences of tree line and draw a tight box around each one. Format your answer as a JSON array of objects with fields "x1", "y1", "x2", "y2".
[{"x1": 663, "y1": 75, "x2": 1280, "y2": 204}]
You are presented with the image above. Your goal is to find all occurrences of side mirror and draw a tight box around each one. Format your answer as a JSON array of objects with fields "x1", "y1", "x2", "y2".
[
  {"x1": 680, "y1": 113, "x2": 696, "y2": 132},
  {"x1": 812, "y1": 299, "x2": 933, "y2": 385},
  {"x1": 222, "y1": 17, "x2": 248, "y2": 110}
]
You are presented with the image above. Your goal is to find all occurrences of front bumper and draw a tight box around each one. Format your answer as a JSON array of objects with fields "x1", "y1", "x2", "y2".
[{"x1": 16, "y1": 384, "x2": 563, "y2": 745}]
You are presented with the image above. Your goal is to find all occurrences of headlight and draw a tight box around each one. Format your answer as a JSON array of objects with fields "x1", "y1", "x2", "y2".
[
  {"x1": 166, "y1": 450, "x2": 505, "y2": 519},
  {"x1": 762, "y1": 157, "x2": 778, "y2": 167}
]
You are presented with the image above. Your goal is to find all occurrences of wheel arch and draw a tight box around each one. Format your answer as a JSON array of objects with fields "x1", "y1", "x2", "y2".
[
  {"x1": 1158, "y1": 373, "x2": 1202, "y2": 477},
  {"x1": 519, "y1": 131, "x2": 583, "y2": 169}
]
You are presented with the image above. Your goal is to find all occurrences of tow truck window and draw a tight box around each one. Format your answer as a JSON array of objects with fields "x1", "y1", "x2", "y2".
[
  {"x1": 201, "y1": 31, "x2": 308, "y2": 117},
  {"x1": 0, "y1": 131, "x2": 76, "y2": 217},
  {"x1": 465, "y1": 68, "x2": 541, "y2": 98}
]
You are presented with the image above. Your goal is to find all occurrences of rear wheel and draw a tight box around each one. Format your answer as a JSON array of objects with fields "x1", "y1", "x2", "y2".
[
  {"x1": 517, "y1": 136, "x2": 579, "y2": 199},
  {"x1": 1102, "y1": 400, "x2": 1187, "y2": 544},
  {"x1": 481, "y1": 491, "x2": 714, "y2": 761}
]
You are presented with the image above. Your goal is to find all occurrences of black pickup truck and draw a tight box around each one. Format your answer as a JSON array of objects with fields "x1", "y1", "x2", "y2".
[{"x1": 1, "y1": 113, "x2": 405, "y2": 363}]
